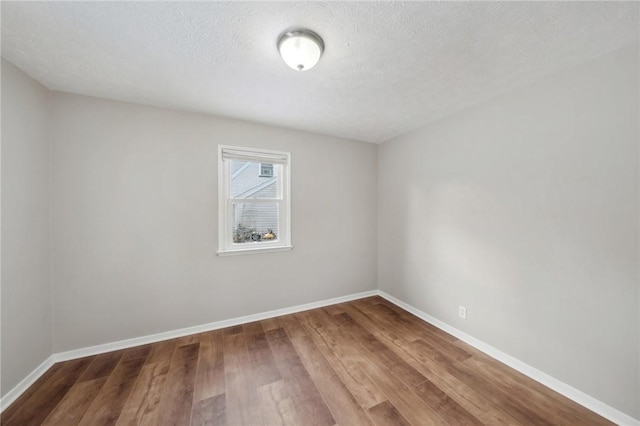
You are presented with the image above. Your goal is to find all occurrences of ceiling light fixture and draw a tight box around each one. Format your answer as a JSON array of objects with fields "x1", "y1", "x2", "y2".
[{"x1": 277, "y1": 29, "x2": 324, "y2": 71}]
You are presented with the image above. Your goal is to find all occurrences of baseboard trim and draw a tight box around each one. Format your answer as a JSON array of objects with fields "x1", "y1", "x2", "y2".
[
  {"x1": 2, "y1": 289, "x2": 378, "y2": 413},
  {"x1": 377, "y1": 290, "x2": 640, "y2": 426},
  {"x1": 3, "y1": 288, "x2": 637, "y2": 425},
  {"x1": 54, "y1": 289, "x2": 379, "y2": 362},
  {"x1": 0, "y1": 355, "x2": 56, "y2": 412}
]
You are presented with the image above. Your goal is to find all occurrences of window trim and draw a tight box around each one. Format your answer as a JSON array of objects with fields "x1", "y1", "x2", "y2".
[{"x1": 217, "y1": 145, "x2": 292, "y2": 256}]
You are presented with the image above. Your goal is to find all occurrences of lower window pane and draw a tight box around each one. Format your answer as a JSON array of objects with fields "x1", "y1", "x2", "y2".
[{"x1": 232, "y1": 202, "x2": 279, "y2": 244}]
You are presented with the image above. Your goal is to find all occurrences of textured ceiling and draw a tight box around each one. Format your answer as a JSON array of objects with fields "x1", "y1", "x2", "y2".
[{"x1": 2, "y1": 1, "x2": 638, "y2": 143}]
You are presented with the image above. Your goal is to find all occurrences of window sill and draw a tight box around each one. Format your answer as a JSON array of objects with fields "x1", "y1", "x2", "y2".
[{"x1": 217, "y1": 245, "x2": 293, "y2": 256}]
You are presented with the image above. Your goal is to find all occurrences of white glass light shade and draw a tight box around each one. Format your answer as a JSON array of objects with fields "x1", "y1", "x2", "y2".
[{"x1": 278, "y1": 29, "x2": 324, "y2": 71}]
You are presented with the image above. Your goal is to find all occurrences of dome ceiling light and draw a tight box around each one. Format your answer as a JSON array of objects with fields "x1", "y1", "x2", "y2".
[{"x1": 277, "y1": 29, "x2": 324, "y2": 71}]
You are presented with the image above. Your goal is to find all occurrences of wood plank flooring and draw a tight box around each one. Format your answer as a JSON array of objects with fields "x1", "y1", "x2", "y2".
[{"x1": 1, "y1": 296, "x2": 612, "y2": 425}]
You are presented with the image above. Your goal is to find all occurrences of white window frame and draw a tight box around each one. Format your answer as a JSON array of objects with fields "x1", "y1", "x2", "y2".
[{"x1": 217, "y1": 145, "x2": 292, "y2": 256}]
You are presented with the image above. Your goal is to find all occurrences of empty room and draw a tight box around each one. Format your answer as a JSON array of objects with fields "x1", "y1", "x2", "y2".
[{"x1": 1, "y1": 1, "x2": 638, "y2": 425}]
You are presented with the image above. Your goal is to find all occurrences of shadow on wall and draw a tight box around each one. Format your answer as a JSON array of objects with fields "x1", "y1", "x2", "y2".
[{"x1": 399, "y1": 176, "x2": 636, "y2": 392}]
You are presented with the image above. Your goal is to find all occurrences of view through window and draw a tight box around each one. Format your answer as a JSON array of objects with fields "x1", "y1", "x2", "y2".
[{"x1": 218, "y1": 146, "x2": 291, "y2": 255}]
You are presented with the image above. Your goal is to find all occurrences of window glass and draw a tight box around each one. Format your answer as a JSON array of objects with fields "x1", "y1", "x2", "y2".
[
  {"x1": 218, "y1": 145, "x2": 291, "y2": 255},
  {"x1": 259, "y1": 163, "x2": 274, "y2": 177},
  {"x1": 232, "y1": 202, "x2": 279, "y2": 244},
  {"x1": 230, "y1": 160, "x2": 281, "y2": 200}
]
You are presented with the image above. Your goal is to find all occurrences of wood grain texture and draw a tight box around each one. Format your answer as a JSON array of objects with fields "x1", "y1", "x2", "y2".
[
  {"x1": 287, "y1": 334, "x2": 373, "y2": 425},
  {"x1": 77, "y1": 351, "x2": 124, "y2": 382},
  {"x1": 367, "y1": 400, "x2": 412, "y2": 426},
  {"x1": 152, "y1": 342, "x2": 199, "y2": 425},
  {"x1": 2, "y1": 296, "x2": 613, "y2": 426},
  {"x1": 1, "y1": 363, "x2": 65, "y2": 423},
  {"x1": 191, "y1": 394, "x2": 226, "y2": 426},
  {"x1": 42, "y1": 377, "x2": 108, "y2": 425},
  {"x1": 264, "y1": 327, "x2": 335, "y2": 426},
  {"x1": 115, "y1": 345, "x2": 173, "y2": 426},
  {"x1": 2, "y1": 358, "x2": 93, "y2": 426},
  {"x1": 243, "y1": 322, "x2": 282, "y2": 387},
  {"x1": 193, "y1": 331, "x2": 225, "y2": 402},
  {"x1": 223, "y1": 332, "x2": 263, "y2": 425},
  {"x1": 78, "y1": 351, "x2": 148, "y2": 425},
  {"x1": 295, "y1": 310, "x2": 387, "y2": 410}
]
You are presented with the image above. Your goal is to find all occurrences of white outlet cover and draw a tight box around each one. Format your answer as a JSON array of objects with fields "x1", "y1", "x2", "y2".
[{"x1": 458, "y1": 306, "x2": 467, "y2": 320}]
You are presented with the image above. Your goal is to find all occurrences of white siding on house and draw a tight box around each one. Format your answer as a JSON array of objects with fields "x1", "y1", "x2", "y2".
[
  {"x1": 230, "y1": 160, "x2": 279, "y2": 198},
  {"x1": 230, "y1": 160, "x2": 280, "y2": 242},
  {"x1": 233, "y1": 202, "x2": 279, "y2": 242}
]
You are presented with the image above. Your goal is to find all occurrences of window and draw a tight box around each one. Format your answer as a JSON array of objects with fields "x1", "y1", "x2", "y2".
[
  {"x1": 259, "y1": 163, "x2": 274, "y2": 177},
  {"x1": 217, "y1": 145, "x2": 291, "y2": 255}
]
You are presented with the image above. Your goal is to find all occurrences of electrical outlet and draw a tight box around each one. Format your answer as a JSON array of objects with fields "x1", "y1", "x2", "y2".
[{"x1": 458, "y1": 305, "x2": 467, "y2": 320}]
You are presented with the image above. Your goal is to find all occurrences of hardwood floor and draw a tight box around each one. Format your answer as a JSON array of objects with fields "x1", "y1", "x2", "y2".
[{"x1": 1, "y1": 296, "x2": 612, "y2": 425}]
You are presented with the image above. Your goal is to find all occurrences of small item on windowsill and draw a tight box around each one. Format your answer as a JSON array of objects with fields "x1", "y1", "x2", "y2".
[{"x1": 263, "y1": 229, "x2": 276, "y2": 240}]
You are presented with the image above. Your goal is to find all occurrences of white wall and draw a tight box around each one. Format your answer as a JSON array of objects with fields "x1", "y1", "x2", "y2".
[
  {"x1": 1, "y1": 60, "x2": 53, "y2": 395},
  {"x1": 378, "y1": 44, "x2": 639, "y2": 419},
  {"x1": 49, "y1": 92, "x2": 378, "y2": 352}
]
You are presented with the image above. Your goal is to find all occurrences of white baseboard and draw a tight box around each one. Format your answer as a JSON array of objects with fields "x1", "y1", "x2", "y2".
[
  {"x1": 1, "y1": 289, "x2": 379, "y2": 413},
  {"x1": 377, "y1": 290, "x2": 640, "y2": 426},
  {"x1": 55, "y1": 289, "x2": 378, "y2": 362},
  {"x1": 0, "y1": 355, "x2": 55, "y2": 412},
  {"x1": 3, "y1": 288, "x2": 637, "y2": 425}
]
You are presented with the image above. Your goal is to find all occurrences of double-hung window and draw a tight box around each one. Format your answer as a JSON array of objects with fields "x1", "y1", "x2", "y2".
[{"x1": 217, "y1": 145, "x2": 292, "y2": 255}]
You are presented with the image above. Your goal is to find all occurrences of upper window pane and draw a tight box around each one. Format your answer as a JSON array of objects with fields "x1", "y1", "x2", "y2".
[{"x1": 230, "y1": 160, "x2": 280, "y2": 199}]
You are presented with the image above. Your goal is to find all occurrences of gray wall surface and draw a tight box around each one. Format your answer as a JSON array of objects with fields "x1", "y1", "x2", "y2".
[
  {"x1": 2, "y1": 45, "x2": 638, "y2": 421},
  {"x1": 378, "y1": 45, "x2": 639, "y2": 418},
  {"x1": 49, "y1": 92, "x2": 378, "y2": 352},
  {"x1": 1, "y1": 60, "x2": 53, "y2": 395}
]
